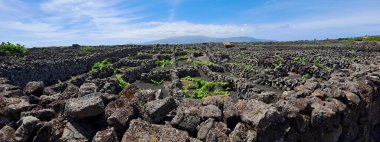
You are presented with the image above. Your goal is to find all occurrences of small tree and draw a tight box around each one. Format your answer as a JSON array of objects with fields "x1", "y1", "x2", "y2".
[{"x1": 0, "y1": 42, "x2": 28, "y2": 55}]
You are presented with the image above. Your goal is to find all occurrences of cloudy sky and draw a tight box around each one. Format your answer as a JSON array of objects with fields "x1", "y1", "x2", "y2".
[{"x1": 1, "y1": 0, "x2": 380, "y2": 47}]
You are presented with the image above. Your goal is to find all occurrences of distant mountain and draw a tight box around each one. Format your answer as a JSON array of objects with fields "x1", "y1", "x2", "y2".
[{"x1": 143, "y1": 35, "x2": 273, "y2": 44}]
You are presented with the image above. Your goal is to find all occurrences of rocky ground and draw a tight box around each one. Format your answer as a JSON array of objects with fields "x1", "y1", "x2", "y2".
[{"x1": 1, "y1": 42, "x2": 380, "y2": 142}]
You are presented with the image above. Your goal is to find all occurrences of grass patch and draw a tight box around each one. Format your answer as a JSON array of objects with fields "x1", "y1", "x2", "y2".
[
  {"x1": 116, "y1": 75, "x2": 130, "y2": 88},
  {"x1": 180, "y1": 76, "x2": 229, "y2": 99},
  {"x1": 71, "y1": 76, "x2": 77, "y2": 81},
  {"x1": 192, "y1": 60, "x2": 212, "y2": 67},
  {"x1": 176, "y1": 55, "x2": 189, "y2": 61},
  {"x1": 312, "y1": 58, "x2": 324, "y2": 67},
  {"x1": 244, "y1": 65, "x2": 256, "y2": 70},
  {"x1": 155, "y1": 59, "x2": 174, "y2": 68},
  {"x1": 0, "y1": 42, "x2": 28, "y2": 55},
  {"x1": 293, "y1": 57, "x2": 307, "y2": 65},
  {"x1": 90, "y1": 59, "x2": 113, "y2": 74},
  {"x1": 150, "y1": 79, "x2": 164, "y2": 85},
  {"x1": 80, "y1": 46, "x2": 95, "y2": 51},
  {"x1": 113, "y1": 67, "x2": 133, "y2": 74},
  {"x1": 301, "y1": 74, "x2": 310, "y2": 81},
  {"x1": 137, "y1": 52, "x2": 144, "y2": 55}
]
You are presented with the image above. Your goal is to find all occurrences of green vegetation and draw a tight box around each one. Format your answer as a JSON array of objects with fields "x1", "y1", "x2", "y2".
[
  {"x1": 180, "y1": 76, "x2": 229, "y2": 99},
  {"x1": 150, "y1": 79, "x2": 164, "y2": 85},
  {"x1": 293, "y1": 57, "x2": 307, "y2": 65},
  {"x1": 323, "y1": 66, "x2": 333, "y2": 72},
  {"x1": 363, "y1": 36, "x2": 380, "y2": 42},
  {"x1": 276, "y1": 55, "x2": 286, "y2": 64},
  {"x1": 305, "y1": 50, "x2": 313, "y2": 55},
  {"x1": 349, "y1": 49, "x2": 357, "y2": 54},
  {"x1": 80, "y1": 46, "x2": 95, "y2": 51},
  {"x1": 191, "y1": 60, "x2": 212, "y2": 67},
  {"x1": 185, "y1": 48, "x2": 195, "y2": 52},
  {"x1": 90, "y1": 59, "x2": 113, "y2": 74},
  {"x1": 0, "y1": 42, "x2": 28, "y2": 55},
  {"x1": 243, "y1": 65, "x2": 256, "y2": 70},
  {"x1": 237, "y1": 63, "x2": 256, "y2": 70},
  {"x1": 113, "y1": 67, "x2": 133, "y2": 74},
  {"x1": 338, "y1": 36, "x2": 380, "y2": 43},
  {"x1": 116, "y1": 75, "x2": 130, "y2": 88},
  {"x1": 176, "y1": 55, "x2": 189, "y2": 61},
  {"x1": 137, "y1": 52, "x2": 144, "y2": 55},
  {"x1": 139, "y1": 89, "x2": 145, "y2": 94},
  {"x1": 70, "y1": 76, "x2": 77, "y2": 81},
  {"x1": 19, "y1": 56, "x2": 27, "y2": 60},
  {"x1": 312, "y1": 58, "x2": 324, "y2": 67},
  {"x1": 155, "y1": 59, "x2": 174, "y2": 68},
  {"x1": 301, "y1": 74, "x2": 310, "y2": 81}
]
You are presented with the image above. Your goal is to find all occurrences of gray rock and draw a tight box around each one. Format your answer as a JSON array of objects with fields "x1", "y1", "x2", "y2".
[
  {"x1": 197, "y1": 118, "x2": 214, "y2": 140},
  {"x1": 143, "y1": 97, "x2": 176, "y2": 123},
  {"x1": 196, "y1": 118, "x2": 229, "y2": 141},
  {"x1": 33, "y1": 121, "x2": 61, "y2": 142},
  {"x1": 0, "y1": 83, "x2": 23, "y2": 98},
  {"x1": 0, "y1": 125, "x2": 16, "y2": 142},
  {"x1": 121, "y1": 119, "x2": 189, "y2": 142},
  {"x1": 61, "y1": 84, "x2": 79, "y2": 99},
  {"x1": 236, "y1": 99, "x2": 284, "y2": 132},
  {"x1": 24, "y1": 81, "x2": 44, "y2": 96},
  {"x1": 78, "y1": 83, "x2": 98, "y2": 97},
  {"x1": 92, "y1": 128, "x2": 119, "y2": 142},
  {"x1": 344, "y1": 91, "x2": 361, "y2": 105},
  {"x1": 60, "y1": 122, "x2": 88, "y2": 142},
  {"x1": 200, "y1": 105, "x2": 222, "y2": 120},
  {"x1": 203, "y1": 95, "x2": 232, "y2": 107},
  {"x1": 189, "y1": 138, "x2": 202, "y2": 142},
  {"x1": 42, "y1": 87, "x2": 57, "y2": 96},
  {"x1": 20, "y1": 109, "x2": 55, "y2": 120},
  {"x1": 1, "y1": 97, "x2": 31, "y2": 120},
  {"x1": 15, "y1": 116, "x2": 40, "y2": 142},
  {"x1": 65, "y1": 93, "x2": 105, "y2": 119},
  {"x1": 223, "y1": 101, "x2": 239, "y2": 127},
  {"x1": 105, "y1": 98, "x2": 135, "y2": 134},
  {"x1": 251, "y1": 91, "x2": 278, "y2": 104},
  {"x1": 144, "y1": 89, "x2": 163, "y2": 101},
  {"x1": 304, "y1": 79, "x2": 320, "y2": 91},
  {"x1": 228, "y1": 123, "x2": 248, "y2": 142},
  {"x1": 171, "y1": 106, "x2": 201, "y2": 134}
]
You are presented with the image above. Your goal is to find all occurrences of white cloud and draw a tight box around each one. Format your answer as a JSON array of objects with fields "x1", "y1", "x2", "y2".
[
  {"x1": 96, "y1": 21, "x2": 256, "y2": 39},
  {"x1": 0, "y1": 0, "x2": 257, "y2": 47},
  {"x1": 3, "y1": 0, "x2": 379, "y2": 47}
]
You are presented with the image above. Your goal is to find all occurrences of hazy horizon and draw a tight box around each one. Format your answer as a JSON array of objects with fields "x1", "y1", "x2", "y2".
[{"x1": 1, "y1": 0, "x2": 380, "y2": 47}]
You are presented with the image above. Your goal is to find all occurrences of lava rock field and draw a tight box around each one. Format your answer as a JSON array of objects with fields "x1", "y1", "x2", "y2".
[{"x1": 1, "y1": 42, "x2": 380, "y2": 142}]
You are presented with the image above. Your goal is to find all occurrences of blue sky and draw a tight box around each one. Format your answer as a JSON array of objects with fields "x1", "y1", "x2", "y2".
[{"x1": 1, "y1": 0, "x2": 380, "y2": 47}]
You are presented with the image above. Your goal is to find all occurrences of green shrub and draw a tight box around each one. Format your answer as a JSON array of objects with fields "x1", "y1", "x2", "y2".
[
  {"x1": 113, "y1": 67, "x2": 133, "y2": 74},
  {"x1": 116, "y1": 75, "x2": 130, "y2": 88},
  {"x1": 71, "y1": 76, "x2": 77, "y2": 81},
  {"x1": 90, "y1": 59, "x2": 113, "y2": 74},
  {"x1": 363, "y1": 36, "x2": 380, "y2": 42},
  {"x1": 323, "y1": 66, "x2": 333, "y2": 72},
  {"x1": 80, "y1": 46, "x2": 95, "y2": 51},
  {"x1": 349, "y1": 49, "x2": 357, "y2": 54},
  {"x1": 191, "y1": 60, "x2": 212, "y2": 67},
  {"x1": 243, "y1": 65, "x2": 256, "y2": 70},
  {"x1": 0, "y1": 42, "x2": 28, "y2": 55},
  {"x1": 301, "y1": 74, "x2": 310, "y2": 81},
  {"x1": 313, "y1": 58, "x2": 324, "y2": 67},
  {"x1": 137, "y1": 52, "x2": 144, "y2": 55},
  {"x1": 293, "y1": 57, "x2": 306, "y2": 65},
  {"x1": 150, "y1": 79, "x2": 164, "y2": 85},
  {"x1": 155, "y1": 59, "x2": 174, "y2": 68},
  {"x1": 176, "y1": 55, "x2": 189, "y2": 61},
  {"x1": 181, "y1": 76, "x2": 229, "y2": 99}
]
